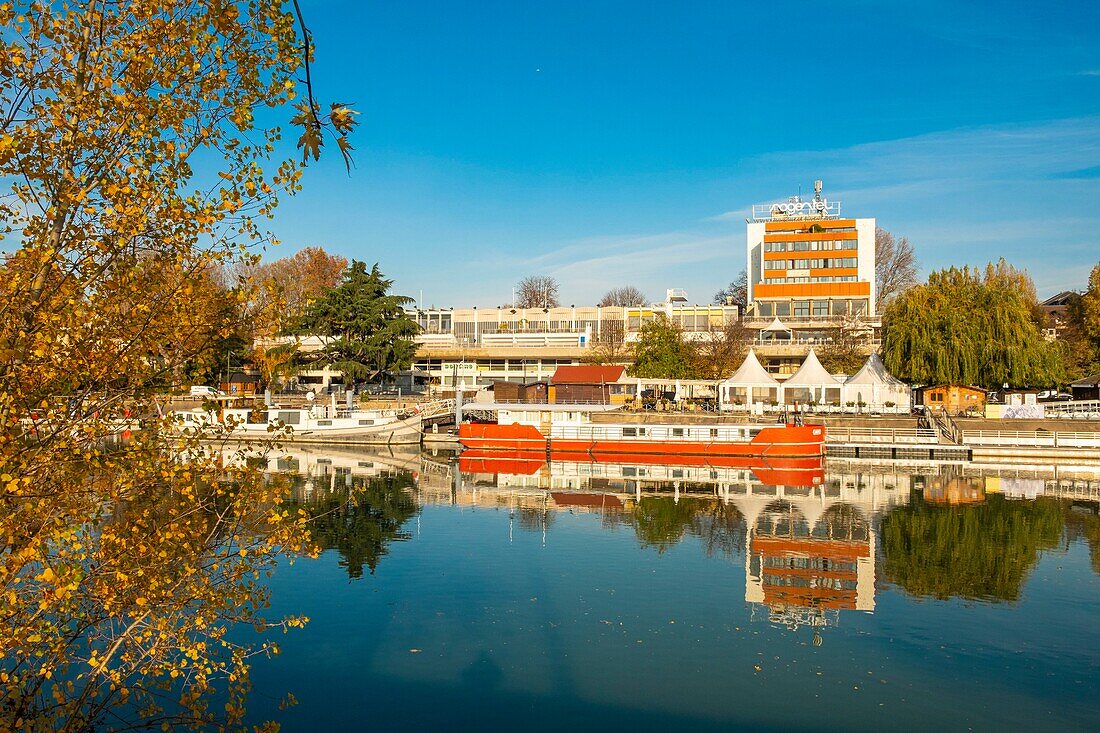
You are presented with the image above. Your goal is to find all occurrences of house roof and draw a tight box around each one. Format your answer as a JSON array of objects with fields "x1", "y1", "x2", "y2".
[
  {"x1": 924, "y1": 384, "x2": 988, "y2": 393},
  {"x1": 783, "y1": 349, "x2": 841, "y2": 388},
  {"x1": 721, "y1": 349, "x2": 779, "y2": 387},
  {"x1": 1070, "y1": 375, "x2": 1100, "y2": 387},
  {"x1": 226, "y1": 372, "x2": 260, "y2": 383},
  {"x1": 1040, "y1": 291, "x2": 1076, "y2": 307},
  {"x1": 550, "y1": 365, "x2": 626, "y2": 384}
]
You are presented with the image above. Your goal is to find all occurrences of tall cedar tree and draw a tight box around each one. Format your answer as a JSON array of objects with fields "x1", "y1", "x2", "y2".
[
  {"x1": 293, "y1": 261, "x2": 417, "y2": 382},
  {"x1": 882, "y1": 266, "x2": 1060, "y2": 388}
]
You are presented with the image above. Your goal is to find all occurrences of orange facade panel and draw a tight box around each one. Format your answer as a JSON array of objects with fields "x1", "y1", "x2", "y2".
[
  {"x1": 763, "y1": 270, "x2": 787, "y2": 279},
  {"x1": 809, "y1": 267, "x2": 858, "y2": 278},
  {"x1": 763, "y1": 248, "x2": 858, "y2": 261},
  {"x1": 763, "y1": 231, "x2": 858, "y2": 242},
  {"x1": 765, "y1": 219, "x2": 856, "y2": 233},
  {"x1": 753, "y1": 281, "x2": 871, "y2": 298}
]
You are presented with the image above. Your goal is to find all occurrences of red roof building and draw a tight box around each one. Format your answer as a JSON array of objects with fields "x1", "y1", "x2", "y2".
[
  {"x1": 550, "y1": 365, "x2": 626, "y2": 384},
  {"x1": 549, "y1": 365, "x2": 630, "y2": 404}
]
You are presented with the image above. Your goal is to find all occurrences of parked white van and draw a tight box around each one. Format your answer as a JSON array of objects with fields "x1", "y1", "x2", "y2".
[{"x1": 189, "y1": 385, "x2": 224, "y2": 398}]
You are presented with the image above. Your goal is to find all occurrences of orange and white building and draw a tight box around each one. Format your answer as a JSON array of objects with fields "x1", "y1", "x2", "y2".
[{"x1": 746, "y1": 181, "x2": 876, "y2": 321}]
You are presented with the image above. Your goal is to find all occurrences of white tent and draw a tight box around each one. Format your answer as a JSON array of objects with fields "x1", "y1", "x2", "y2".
[
  {"x1": 760, "y1": 316, "x2": 793, "y2": 341},
  {"x1": 781, "y1": 349, "x2": 842, "y2": 405},
  {"x1": 719, "y1": 349, "x2": 779, "y2": 410},
  {"x1": 842, "y1": 353, "x2": 911, "y2": 410}
]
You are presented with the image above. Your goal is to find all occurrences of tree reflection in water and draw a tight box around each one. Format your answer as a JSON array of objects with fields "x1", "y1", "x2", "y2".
[
  {"x1": 1063, "y1": 502, "x2": 1100, "y2": 575},
  {"x1": 881, "y1": 492, "x2": 1064, "y2": 602},
  {"x1": 288, "y1": 470, "x2": 419, "y2": 579},
  {"x1": 626, "y1": 492, "x2": 745, "y2": 558}
]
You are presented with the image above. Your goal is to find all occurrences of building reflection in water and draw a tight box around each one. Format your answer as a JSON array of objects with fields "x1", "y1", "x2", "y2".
[{"x1": 222, "y1": 444, "x2": 1100, "y2": 611}]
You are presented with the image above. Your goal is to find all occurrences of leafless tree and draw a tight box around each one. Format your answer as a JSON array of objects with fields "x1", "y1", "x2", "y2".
[
  {"x1": 818, "y1": 316, "x2": 872, "y2": 374},
  {"x1": 713, "y1": 270, "x2": 747, "y2": 308},
  {"x1": 599, "y1": 285, "x2": 648, "y2": 307},
  {"x1": 692, "y1": 319, "x2": 751, "y2": 379},
  {"x1": 583, "y1": 320, "x2": 631, "y2": 364},
  {"x1": 515, "y1": 275, "x2": 560, "y2": 308},
  {"x1": 875, "y1": 228, "x2": 918, "y2": 306}
]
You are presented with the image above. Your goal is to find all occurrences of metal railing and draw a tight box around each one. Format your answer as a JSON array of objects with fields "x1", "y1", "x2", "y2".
[
  {"x1": 824, "y1": 426, "x2": 938, "y2": 445},
  {"x1": 961, "y1": 430, "x2": 1100, "y2": 449},
  {"x1": 1042, "y1": 400, "x2": 1100, "y2": 417}
]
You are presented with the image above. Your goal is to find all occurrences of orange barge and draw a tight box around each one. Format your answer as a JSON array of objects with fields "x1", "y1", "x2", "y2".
[{"x1": 458, "y1": 403, "x2": 824, "y2": 459}]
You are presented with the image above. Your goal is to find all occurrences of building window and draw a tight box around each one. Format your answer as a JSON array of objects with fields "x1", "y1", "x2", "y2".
[
  {"x1": 793, "y1": 301, "x2": 810, "y2": 317},
  {"x1": 775, "y1": 302, "x2": 790, "y2": 317},
  {"x1": 813, "y1": 300, "x2": 829, "y2": 316}
]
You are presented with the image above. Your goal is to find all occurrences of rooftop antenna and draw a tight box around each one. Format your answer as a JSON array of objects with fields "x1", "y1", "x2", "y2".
[{"x1": 813, "y1": 179, "x2": 823, "y2": 202}]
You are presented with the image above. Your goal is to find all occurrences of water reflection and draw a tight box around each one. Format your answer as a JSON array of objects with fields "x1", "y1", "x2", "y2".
[
  {"x1": 240, "y1": 446, "x2": 1100, "y2": 732},
  {"x1": 262, "y1": 448, "x2": 421, "y2": 579},
  {"x1": 254, "y1": 445, "x2": 1100, "y2": 615}
]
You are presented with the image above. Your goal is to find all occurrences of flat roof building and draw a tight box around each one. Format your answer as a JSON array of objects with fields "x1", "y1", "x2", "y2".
[{"x1": 746, "y1": 180, "x2": 876, "y2": 320}]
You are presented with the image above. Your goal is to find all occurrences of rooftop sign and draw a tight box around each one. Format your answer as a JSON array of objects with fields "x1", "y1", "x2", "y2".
[
  {"x1": 751, "y1": 196, "x2": 842, "y2": 222},
  {"x1": 750, "y1": 181, "x2": 842, "y2": 221}
]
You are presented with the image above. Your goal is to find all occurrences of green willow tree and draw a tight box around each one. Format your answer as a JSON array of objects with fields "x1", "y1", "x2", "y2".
[
  {"x1": 292, "y1": 261, "x2": 417, "y2": 383},
  {"x1": 881, "y1": 265, "x2": 1060, "y2": 387},
  {"x1": 630, "y1": 315, "x2": 698, "y2": 379}
]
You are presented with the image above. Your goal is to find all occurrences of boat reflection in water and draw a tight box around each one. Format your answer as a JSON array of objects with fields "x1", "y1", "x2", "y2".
[
  {"x1": 252, "y1": 444, "x2": 1100, "y2": 635},
  {"x1": 448, "y1": 448, "x2": 913, "y2": 639}
]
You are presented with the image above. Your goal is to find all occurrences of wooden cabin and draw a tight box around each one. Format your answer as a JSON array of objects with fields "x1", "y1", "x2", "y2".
[
  {"x1": 492, "y1": 380, "x2": 549, "y2": 403},
  {"x1": 1069, "y1": 375, "x2": 1100, "y2": 401},
  {"x1": 919, "y1": 385, "x2": 987, "y2": 415},
  {"x1": 220, "y1": 371, "x2": 260, "y2": 397},
  {"x1": 549, "y1": 365, "x2": 630, "y2": 405}
]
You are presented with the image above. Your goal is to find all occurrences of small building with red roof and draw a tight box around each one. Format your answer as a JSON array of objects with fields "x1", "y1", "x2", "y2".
[{"x1": 549, "y1": 365, "x2": 630, "y2": 404}]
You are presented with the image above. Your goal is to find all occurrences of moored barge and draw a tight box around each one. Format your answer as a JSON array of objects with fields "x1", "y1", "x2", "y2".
[{"x1": 458, "y1": 403, "x2": 824, "y2": 458}]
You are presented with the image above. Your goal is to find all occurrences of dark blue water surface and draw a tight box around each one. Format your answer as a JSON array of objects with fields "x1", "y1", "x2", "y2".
[{"x1": 243, "y1": 450, "x2": 1100, "y2": 732}]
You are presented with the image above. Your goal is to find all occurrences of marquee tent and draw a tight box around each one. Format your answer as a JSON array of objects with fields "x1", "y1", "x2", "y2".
[
  {"x1": 781, "y1": 349, "x2": 842, "y2": 405},
  {"x1": 719, "y1": 349, "x2": 779, "y2": 410},
  {"x1": 760, "y1": 317, "x2": 793, "y2": 341},
  {"x1": 842, "y1": 353, "x2": 911, "y2": 410}
]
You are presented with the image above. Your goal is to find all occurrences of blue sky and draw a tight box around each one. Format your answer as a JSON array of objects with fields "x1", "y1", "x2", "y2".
[{"x1": 267, "y1": 0, "x2": 1100, "y2": 305}]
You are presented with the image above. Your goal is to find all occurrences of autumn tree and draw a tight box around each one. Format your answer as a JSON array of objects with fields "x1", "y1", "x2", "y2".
[
  {"x1": 818, "y1": 316, "x2": 873, "y2": 374},
  {"x1": 515, "y1": 275, "x2": 560, "y2": 308},
  {"x1": 881, "y1": 266, "x2": 1061, "y2": 388},
  {"x1": 692, "y1": 319, "x2": 750, "y2": 379},
  {"x1": 291, "y1": 261, "x2": 417, "y2": 383},
  {"x1": 583, "y1": 320, "x2": 631, "y2": 365},
  {"x1": 1066, "y1": 261, "x2": 1100, "y2": 377},
  {"x1": 249, "y1": 246, "x2": 348, "y2": 320},
  {"x1": 0, "y1": 1, "x2": 356, "y2": 729},
  {"x1": 599, "y1": 285, "x2": 648, "y2": 307},
  {"x1": 713, "y1": 270, "x2": 747, "y2": 309},
  {"x1": 875, "y1": 228, "x2": 918, "y2": 306},
  {"x1": 630, "y1": 315, "x2": 698, "y2": 379}
]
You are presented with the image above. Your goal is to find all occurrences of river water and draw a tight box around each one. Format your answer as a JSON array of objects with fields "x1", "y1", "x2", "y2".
[{"x1": 243, "y1": 446, "x2": 1100, "y2": 732}]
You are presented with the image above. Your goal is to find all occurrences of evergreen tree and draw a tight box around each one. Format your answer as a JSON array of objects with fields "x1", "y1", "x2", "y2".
[
  {"x1": 630, "y1": 314, "x2": 698, "y2": 379},
  {"x1": 293, "y1": 261, "x2": 417, "y2": 382},
  {"x1": 882, "y1": 265, "x2": 1060, "y2": 388}
]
